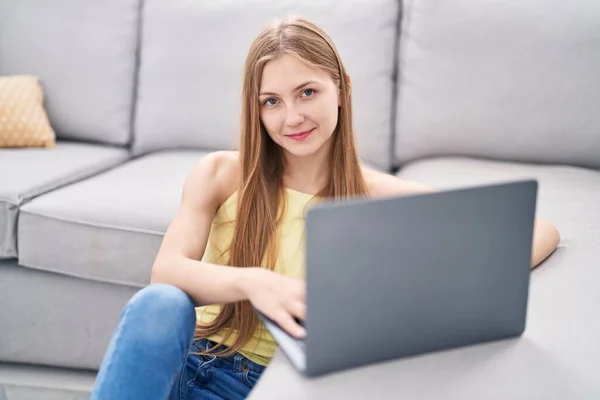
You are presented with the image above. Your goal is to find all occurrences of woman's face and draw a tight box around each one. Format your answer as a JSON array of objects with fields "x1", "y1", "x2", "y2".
[{"x1": 259, "y1": 54, "x2": 340, "y2": 158}]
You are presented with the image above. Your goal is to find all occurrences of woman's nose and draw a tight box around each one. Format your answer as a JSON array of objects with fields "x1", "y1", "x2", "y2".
[{"x1": 285, "y1": 104, "x2": 305, "y2": 127}]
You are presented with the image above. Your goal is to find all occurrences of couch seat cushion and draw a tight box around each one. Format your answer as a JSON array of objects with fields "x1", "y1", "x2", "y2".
[
  {"x1": 17, "y1": 150, "x2": 382, "y2": 286},
  {"x1": 397, "y1": 157, "x2": 600, "y2": 239},
  {"x1": 397, "y1": 157, "x2": 600, "y2": 381},
  {"x1": 17, "y1": 151, "x2": 206, "y2": 287},
  {"x1": 0, "y1": 141, "x2": 129, "y2": 258}
]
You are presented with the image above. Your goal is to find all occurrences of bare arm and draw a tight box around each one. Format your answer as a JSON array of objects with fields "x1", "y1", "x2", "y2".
[
  {"x1": 530, "y1": 217, "x2": 560, "y2": 268},
  {"x1": 150, "y1": 152, "x2": 252, "y2": 306},
  {"x1": 366, "y1": 170, "x2": 560, "y2": 269},
  {"x1": 151, "y1": 152, "x2": 307, "y2": 337}
]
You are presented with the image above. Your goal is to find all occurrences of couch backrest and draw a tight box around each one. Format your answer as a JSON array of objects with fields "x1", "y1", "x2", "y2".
[
  {"x1": 394, "y1": 0, "x2": 600, "y2": 169},
  {"x1": 0, "y1": 0, "x2": 140, "y2": 146},
  {"x1": 132, "y1": 0, "x2": 399, "y2": 171}
]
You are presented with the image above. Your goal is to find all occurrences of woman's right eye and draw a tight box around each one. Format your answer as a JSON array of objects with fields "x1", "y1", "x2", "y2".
[{"x1": 263, "y1": 98, "x2": 278, "y2": 106}]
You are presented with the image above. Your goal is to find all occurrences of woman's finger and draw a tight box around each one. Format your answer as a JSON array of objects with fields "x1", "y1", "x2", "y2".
[
  {"x1": 276, "y1": 310, "x2": 306, "y2": 339},
  {"x1": 288, "y1": 300, "x2": 306, "y2": 322}
]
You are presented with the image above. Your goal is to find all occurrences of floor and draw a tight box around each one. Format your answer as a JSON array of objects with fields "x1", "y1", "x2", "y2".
[{"x1": 0, "y1": 362, "x2": 95, "y2": 394}]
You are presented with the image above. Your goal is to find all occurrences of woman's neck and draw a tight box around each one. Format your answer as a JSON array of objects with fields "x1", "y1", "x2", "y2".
[{"x1": 282, "y1": 145, "x2": 331, "y2": 195}]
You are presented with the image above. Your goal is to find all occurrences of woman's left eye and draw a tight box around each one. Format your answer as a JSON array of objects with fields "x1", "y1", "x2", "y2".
[{"x1": 301, "y1": 88, "x2": 315, "y2": 97}]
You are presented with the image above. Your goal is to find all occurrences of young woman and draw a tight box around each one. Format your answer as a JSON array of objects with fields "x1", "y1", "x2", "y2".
[{"x1": 90, "y1": 17, "x2": 560, "y2": 400}]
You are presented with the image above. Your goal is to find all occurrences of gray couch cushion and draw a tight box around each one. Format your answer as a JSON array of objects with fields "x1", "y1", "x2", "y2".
[
  {"x1": 0, "y1": 0, "x2": 140, "y2": 145},
  {"x1": 0, "y1": 142, "x2": 129, "y2": 258},
  {"x1": 394, "y1": 0, "x2": 600, "y2": 168},
  {"x1": 0, "y1": 259, "x2": 137, "y2": 370},
  {"x1": 397, "y1": 156, "x2": 600, "y2": 251},
  {"x1": 17, "y1": 151, "x2": 205, "y2": 287},
  {"x1": 133, "y1": 0, "x2": 398, "y2": 171}
]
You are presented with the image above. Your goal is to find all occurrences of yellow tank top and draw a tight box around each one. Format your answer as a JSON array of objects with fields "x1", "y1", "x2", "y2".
[{"x1": 195, "y1": 188, "x2": 316, "y2": 366}]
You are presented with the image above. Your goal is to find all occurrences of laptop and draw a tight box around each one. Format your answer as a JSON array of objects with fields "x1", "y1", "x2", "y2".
[{"x1": 254, "y1": 179, "x2": 537, "y2": 377}]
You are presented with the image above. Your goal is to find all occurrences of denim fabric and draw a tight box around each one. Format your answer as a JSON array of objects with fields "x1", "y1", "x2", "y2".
[
  {"x1": 176, "y1": 338, "x2": 266, "y2": 400},
  {"x1": 91, "y1": 284, "x2": 265, "y2": 400}
]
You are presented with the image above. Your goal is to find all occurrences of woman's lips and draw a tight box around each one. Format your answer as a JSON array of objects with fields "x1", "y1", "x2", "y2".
[{"x1": 286, "y1": 128, "x2": 314, "y2": 141}]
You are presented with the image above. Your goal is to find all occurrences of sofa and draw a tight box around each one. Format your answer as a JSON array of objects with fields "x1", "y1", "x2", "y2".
[{"x1": 1, "y1": 0, "x2": 598, "y2": 397}]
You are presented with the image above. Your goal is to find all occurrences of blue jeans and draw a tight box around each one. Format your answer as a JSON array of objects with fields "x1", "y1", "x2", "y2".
[{"x1": 91, "y1": 284, "x2": 266, "y2": 400}]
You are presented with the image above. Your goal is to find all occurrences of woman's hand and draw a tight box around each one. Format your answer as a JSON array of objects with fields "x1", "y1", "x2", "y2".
[{"x1": 242, "y1": 268, "x2": 306, "y2": 339}]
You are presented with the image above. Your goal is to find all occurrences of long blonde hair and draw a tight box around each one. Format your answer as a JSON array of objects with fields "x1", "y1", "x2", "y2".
[{"x1": 194, "y1": 17, "x2": 368, "y2": 356}]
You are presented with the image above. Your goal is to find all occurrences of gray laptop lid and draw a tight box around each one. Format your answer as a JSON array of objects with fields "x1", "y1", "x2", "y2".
[{"x1": 303, "y1": 180, "x2": 537, "y2": 377}]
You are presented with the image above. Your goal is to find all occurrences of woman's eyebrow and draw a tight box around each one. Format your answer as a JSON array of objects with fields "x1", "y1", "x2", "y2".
[{"x1": 259, "y1": 80, "x2": 318, "y2": 97}]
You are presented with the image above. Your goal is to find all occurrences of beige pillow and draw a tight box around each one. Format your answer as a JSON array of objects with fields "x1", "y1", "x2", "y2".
[{"x1": 0, "y1": 75, "x2": 56, "y2": 148}]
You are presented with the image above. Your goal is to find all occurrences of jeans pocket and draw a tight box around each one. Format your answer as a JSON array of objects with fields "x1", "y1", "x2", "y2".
[
  {"x1": 190, "y1": 355, "x2": 215, "y2": 384},
  {"x1": 240, "y1": 367, "x2": 261, "y2": 389},
  {"x1": 180, "y1": 347, "x2": 216, "y2": 398}
]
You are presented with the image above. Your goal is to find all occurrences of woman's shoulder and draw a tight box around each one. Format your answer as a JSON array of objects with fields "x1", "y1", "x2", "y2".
[
  {"x1": 361, "y1": 166, "x2": 391, "y2": 197},
  {"x1": 361, "y1": 165, "x2": 437, "y2": 198},
  {"x1": 186, "y1": 151, "x2": 240, "y2": 209}
]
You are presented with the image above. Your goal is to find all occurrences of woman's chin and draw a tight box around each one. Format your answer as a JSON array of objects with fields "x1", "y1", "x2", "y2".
[
  {"x1": 282, "y1": 144, "x2": 323, "y2": 159},
  {"x1": 280, "y1": 136, "x2": 333, "y2": 159}
]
